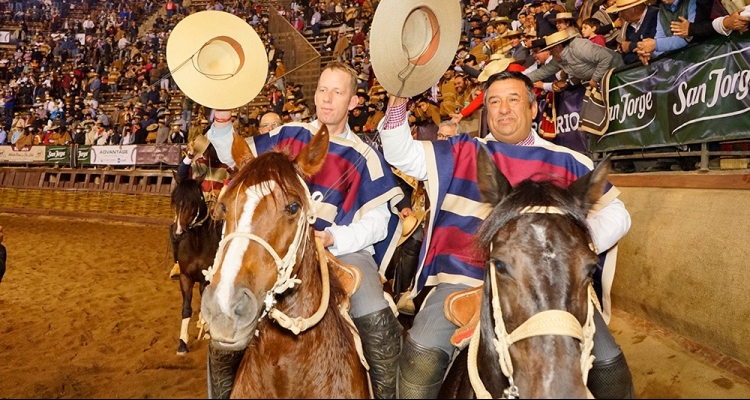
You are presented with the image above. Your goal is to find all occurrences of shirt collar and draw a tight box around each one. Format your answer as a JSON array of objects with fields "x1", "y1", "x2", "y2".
[{"x1": 484, "y1": 130, "x2": 536, "y2": 146}]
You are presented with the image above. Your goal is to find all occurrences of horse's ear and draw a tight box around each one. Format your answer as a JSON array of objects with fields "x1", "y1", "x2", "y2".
[
  {"x1": 476, "y1": 146, "x2": 512, "y2": 206},
  {"x1": 567, "y1": 155, "x2": 611, "y2": 213},
  {"x1": 172, "y1": 169, "x2": 182, "y2": 185},
  {"x1": 231, "y1": 132, "x2": 255, "y2": 170},
  {"x1": 295, "y1": 125, "x2": 330, "y2": 178}
]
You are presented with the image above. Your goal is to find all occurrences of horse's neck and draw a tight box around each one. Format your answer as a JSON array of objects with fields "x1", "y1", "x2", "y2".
[{"x1": 275, "y1": 240, "x2": 328, "y2": 318}]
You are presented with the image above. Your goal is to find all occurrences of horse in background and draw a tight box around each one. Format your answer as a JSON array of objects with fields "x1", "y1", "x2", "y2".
[
  {"x1": 199, "y1": 127, "x2": 370, "y2": 398},
  {"x1": 438, "y1": 150, "x2": 612, "y2": 398},
  {"x1": 170, "y1": 177, "x2": 222, "y2": 355}
]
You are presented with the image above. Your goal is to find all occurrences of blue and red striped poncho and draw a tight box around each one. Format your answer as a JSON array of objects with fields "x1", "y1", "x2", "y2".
[
  {"x1": 246, "y1": 122, "x2": 404, "y2": 272},
  {"x1": 416, "y1": 134, "x2": 620, "y2": 316}
]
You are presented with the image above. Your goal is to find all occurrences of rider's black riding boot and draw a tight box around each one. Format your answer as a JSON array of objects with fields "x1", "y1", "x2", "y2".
[
  {"x1": 398, "y1": 334, "x2": 451, "y2": 399},
  {"x1": 207, "y1": 342, "x2": 244, "y2": 399},
  {"x1": 587, "y1": 352, "x2": 635, "y2": 398},
  {"x1": 169, "y1": 224, "x2": 181, "y2": 280},
  {"x1": 353, "y1": 307, "x2": 403, "y2": 399}
]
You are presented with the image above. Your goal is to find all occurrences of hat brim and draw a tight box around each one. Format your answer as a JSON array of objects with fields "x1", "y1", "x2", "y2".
[
  {"x1": 370, "y1": 0, "x2": 461, "y2": 98},
  {"x1": 166, "y1": 11, "x2": 266, "y2": 110},
  {"x1": 478, "y1": 58, "x2": 519, "y2": 82},
  {"x1": 397, "y1": 213, "x2": 425, "y2": 246},
  {"x1": 541, "y1": 34, "x2": 576, "y2": 52},
  {"x1": 605, "y1": 0, "x2": 647, "y2": 13}
]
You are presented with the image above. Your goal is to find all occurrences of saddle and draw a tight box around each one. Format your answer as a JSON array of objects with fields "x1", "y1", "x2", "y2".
[
  {"x1": 444, "y1": 285, "x2": 483, "y2": 349},
  {"x1": 324, "y1": 250, "x2": 362, "y2": 309}
]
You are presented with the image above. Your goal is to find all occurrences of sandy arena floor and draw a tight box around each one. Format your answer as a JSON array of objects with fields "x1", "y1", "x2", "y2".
[{"x1": 1, "y1": 213, "x2": 749, "y2": 398}]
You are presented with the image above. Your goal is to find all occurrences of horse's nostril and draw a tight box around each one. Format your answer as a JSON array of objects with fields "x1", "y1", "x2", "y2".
[{"x1": 233, "y1": 289, "x2": 258, "y2": 319}]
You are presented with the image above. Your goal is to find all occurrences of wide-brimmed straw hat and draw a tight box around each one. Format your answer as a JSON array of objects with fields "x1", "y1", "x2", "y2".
[
  {"x1": 551, "y1": 12, "x2": 576, "y2": 22},
  {"x1": 166, "y1": 11, "x2": 266, "y2": 110},
  {"x1": 541, "y1": 28, "x2": 580, "y2": 51},
  {"x1": 478, "y1": 57, "x2": 520, "y2": 82},
  {"x1": 606, "y1": 0, "x2": 648, "y2": 13},
  {"x1": 398, "y1": 212, "x2": 425, "y2": 246},
  {"x1": 191, "y1": 134, "x2": 210, "y2": 159},
  {"x1": 369, "y1": 0, "x2": 462, "y2": 98}
]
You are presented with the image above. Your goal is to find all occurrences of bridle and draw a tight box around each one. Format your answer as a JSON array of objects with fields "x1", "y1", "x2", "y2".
[
  {"x1": 204, "y1": 174, "x2": 331, "y2": 335},
  {"x1": 174, "y1": 194, "x2": 210, "y2": 231},
  {"x1": 467, "y1": 206, "x2": 601, "y2": 399}
]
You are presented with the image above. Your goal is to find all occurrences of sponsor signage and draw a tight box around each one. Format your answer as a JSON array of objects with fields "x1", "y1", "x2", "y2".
[
  {"x1": 0, "y1": 145, "x2": 46, "y2": 163},
  {"x1": 89, "y1": 145, "x2": 137, "y2": 165}
]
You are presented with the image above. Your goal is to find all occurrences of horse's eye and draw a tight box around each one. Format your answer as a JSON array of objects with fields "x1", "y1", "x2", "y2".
[
  {"x1": 220, "y1": 203, "x2": 226, "y2": 213},
  {"x1": 286, "y1": 202, "x2": 300, "y2": 214},
  {"x1": 486, "y1": 258, "x2": 505, "y2": 272}
]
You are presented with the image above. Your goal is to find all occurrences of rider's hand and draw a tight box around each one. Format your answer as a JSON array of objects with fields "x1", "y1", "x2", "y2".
[{"x1": 314, "y1": 230, "x2": 334, "y2": 247}]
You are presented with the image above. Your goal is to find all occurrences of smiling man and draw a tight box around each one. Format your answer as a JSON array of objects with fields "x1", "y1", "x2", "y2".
[{"x1": 380, "y1": 71, "x2": 634, "y2": 398}]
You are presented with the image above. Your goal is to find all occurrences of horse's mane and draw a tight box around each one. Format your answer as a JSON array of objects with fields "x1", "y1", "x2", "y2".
[
  {"x1": 229, "y1": 147, "x2": 301, "y2": 201},
  {"x1": 475, "y1": 178, "x2": 593, "y2": 252},
  {"x1": 171, "y1": 178, "x2": 203, "y2": 212}
]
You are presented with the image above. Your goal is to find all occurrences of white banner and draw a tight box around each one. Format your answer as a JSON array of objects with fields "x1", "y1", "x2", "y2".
[
  {"x1": 0, "y1": 31, "x2": 10, "y2": 44},
  {"x1": 0, "y1": 145, "x2": 46, "y2": 163},
  {"x1": 89, "y1": 145, "x2": 137, "y2": 165},
  {"x1": 75, "y1": 33, "x2": 86, "y2": 46}
]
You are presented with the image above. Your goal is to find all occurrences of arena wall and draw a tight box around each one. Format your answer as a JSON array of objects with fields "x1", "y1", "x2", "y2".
[{"x1": 611, "y1": 173, "x2": 750, "y2": 366}]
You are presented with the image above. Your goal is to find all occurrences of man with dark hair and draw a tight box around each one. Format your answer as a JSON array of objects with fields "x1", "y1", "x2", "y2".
[{"x1": 380, "y1": 71, "x2": 633, "y2": 399}]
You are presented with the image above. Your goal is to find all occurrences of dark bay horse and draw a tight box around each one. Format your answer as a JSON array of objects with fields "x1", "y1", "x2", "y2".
[
  {"x1": 438, "y1": 150, "x2": 612, "y2": 399},
  {"x1": 199, "y1": 127, "x2": 369, "y2": 398},
  {"x1": 170, "y1": 178, "x2": 222, "y2": 355}
]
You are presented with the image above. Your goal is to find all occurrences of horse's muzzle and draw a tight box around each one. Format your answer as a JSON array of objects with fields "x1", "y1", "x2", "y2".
[{"x1": 201, "y1": 285, "x2": 260, "y2": 350}]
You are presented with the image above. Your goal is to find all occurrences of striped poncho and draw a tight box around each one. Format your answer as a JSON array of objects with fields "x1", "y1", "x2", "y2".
[
  {"x1": 246, "y1": 122, "x2": 404, "y2": 272},
  {"x1": 416, "y1": 134, "x2": 621, "y2": 320}
]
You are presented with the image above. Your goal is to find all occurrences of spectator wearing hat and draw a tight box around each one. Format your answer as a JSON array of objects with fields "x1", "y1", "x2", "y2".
[
  {"x1": 589, "y1": 0, "x2": 625, "y2": 50},
  {"x1": 551, "y1": 11, "x2": 578, "y2": 32},
  {"x1": 151, "y1": 119, "x2": 168, "y2": 144},
  {"x1": 347, "y1": 104, "x2": 368, "y2": 133},
  {"x1": 355, "y1": 88, "x2": 370, "y2": 107},
  {"x1": 364, "y1": 102, "x2": 385, "y2": 132},
  {"x1": 503, "y1": 30, "x2": 535, "y2": 68},
  {"x1": 170, "y1": 121, "x2": 187, "y2": 143},
  {"x1": 72, "y1": 125, "x2": 87, "y2": 145},
  {"x1": 607, "y1": 0, "x2": 658, "y2": 65},
  {"x1": 282, "y1": 94, "x2": 297, "y2": 113},
  {"x1": 133, "y1": 121, "x2": 151, "y2": 145},
  {"x1": 529, "y1": 28, "x2": 623, "y2": 92}
]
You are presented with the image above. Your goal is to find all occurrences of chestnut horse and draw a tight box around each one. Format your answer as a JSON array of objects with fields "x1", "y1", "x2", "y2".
[
  {"x1": 199, "y1": 128, "x2": 369, "y2": 398},
  {"x1": 438, "y1": 150, "x2": 611, "y2": 399},
  {"x1": 170, "y1": 177, "x2": 222, "y2": 355}
]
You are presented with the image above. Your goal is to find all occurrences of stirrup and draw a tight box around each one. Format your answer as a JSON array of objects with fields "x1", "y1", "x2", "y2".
[{"x1": 170, "y1": 262, "x2": 181, "y2": 280}]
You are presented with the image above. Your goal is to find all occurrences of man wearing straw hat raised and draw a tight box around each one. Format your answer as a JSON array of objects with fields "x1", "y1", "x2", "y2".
[
  {"x1": 370, "y1": 2, "x2": 633, "y2": 398},
  {"x1": 168, "y1": 11, "x2": 405, "y2": 399}
]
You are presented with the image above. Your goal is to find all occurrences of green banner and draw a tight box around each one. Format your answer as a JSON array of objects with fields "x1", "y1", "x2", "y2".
[
  {"x1": 45, "y1": 146, "x2": 70, "y2": 164},
  {"x1": 77, "y1": 145, "x2": 92, "y2": 165},
  {"x1": 591, "y1": 32, "x2": 750, "y2": 152}
]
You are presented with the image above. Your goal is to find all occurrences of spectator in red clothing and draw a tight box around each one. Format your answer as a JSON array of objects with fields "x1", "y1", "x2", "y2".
[{"x1": 582, "y1": 18, "x2": 607, "y2": 47}]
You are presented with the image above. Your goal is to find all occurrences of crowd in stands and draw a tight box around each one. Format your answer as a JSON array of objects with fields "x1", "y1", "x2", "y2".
[{"x1": 0, "y1": 0, "x2": 747, "y2": 172}]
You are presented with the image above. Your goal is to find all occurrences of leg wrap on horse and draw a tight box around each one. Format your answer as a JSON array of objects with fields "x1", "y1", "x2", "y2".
[
  {"x1": 207, "y1": 342, "x2": 244, "y2": 399},
  {"x1": 587, "y1": 352, "x2": 635, "y2": 399},
  {"x1": 353, "y1": 307, "x2": 403, "y2": 399},
  {"x1": 398, "y1": 335, "x2": 450, "y2": 399}
]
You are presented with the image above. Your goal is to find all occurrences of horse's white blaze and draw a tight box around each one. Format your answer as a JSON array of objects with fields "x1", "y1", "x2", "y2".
[
  {"x1": 531, "y1": 223, "x2": 557, "y2": 260},
  {"x1": 174, "y1": 211, "x2": 184, "y2": 235},
  {"x1": 216, "y1": 181, "x2": 276, "y2": 315}
]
